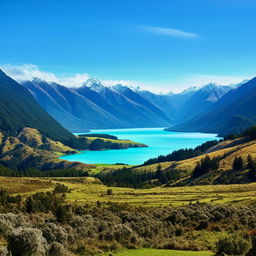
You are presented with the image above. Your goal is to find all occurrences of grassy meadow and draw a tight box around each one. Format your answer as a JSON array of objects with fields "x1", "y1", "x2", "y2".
[{"x1": 1, "y1": 176, "x2": 256, "y2": 207}]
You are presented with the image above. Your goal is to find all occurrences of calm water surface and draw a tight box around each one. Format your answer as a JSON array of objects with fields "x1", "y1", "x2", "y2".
[{"x1": 60, "y1": 128, "x2": 220, "y2": 165}]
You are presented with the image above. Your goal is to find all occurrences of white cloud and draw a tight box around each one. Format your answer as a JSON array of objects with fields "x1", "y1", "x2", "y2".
[
  {"x1": 0, "y1": 64, "x2": 90, "y2": 88},
  {"x1": 140, "y1": 26, "x2": 199, "y2": 39},
  {"x1": 0, "y1": 64, "x2": 249, "y2": 94}
]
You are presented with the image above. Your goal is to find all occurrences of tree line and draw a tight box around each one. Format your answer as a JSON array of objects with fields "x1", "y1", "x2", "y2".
[{"x1": 143, "y1": 140, "x2": 220, "y2": 166}]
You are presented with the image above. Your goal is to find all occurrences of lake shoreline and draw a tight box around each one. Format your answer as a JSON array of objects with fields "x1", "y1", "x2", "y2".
[{"x1": 60, "y1": 128, "x2": 221, "y2": 165}]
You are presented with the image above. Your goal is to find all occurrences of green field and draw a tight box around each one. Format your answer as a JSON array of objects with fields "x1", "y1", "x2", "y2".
[
  {"x1": 1, "y1": 176, "x2": 256, "y2": 207},
  {"x1": 63, "y1": 178, "x2": 256, "y2": 206},
  {"x1": 101, "y1": 249, "x2": 213, "y2": 256}
]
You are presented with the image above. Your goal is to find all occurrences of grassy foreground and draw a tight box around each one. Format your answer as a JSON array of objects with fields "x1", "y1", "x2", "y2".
[{"x1": 101, "y1": 249, "x2": 213, "y2": 256}]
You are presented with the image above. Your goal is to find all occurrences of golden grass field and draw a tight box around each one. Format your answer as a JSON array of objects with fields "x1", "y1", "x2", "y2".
[{"x1": 0, "y1": 176, "x2": 256, "y2": 207}]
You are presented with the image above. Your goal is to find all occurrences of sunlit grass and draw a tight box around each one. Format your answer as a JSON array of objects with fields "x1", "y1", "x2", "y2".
[
  {"x1": 1, "y1": 176, "x2": 256, "y2": 207},
  {"x1": 99, "y1": 249, "x2": 214, "y2": 256}
]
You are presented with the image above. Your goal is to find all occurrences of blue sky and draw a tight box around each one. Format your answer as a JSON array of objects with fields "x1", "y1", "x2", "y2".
[{"x1": 1, "y1": 0, "x2": 256, "y2": 92}]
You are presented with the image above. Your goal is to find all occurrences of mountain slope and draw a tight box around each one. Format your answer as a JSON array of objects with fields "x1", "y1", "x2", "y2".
[
  {"x1": 112, "y1": 84, "x2": 174, "y2": 124},
  {"x1": 136, "y1": 90, "x2": 176, "y2": 120},
  {"x1": 88, "y1": 81, "x2": 173, "y2": 127},
  {"x1": 22, "y1": 80, "x2": 125, "y2": 131},
  {"x1": 168, "y1": 78, "x2": 256, "y2": 136},
  {"x1": 0, "y1": 70, "x2": 73, "y2": 143},
  {"x1": 23, "y1": 79, "x2": 174, "y2": 131},
  {"x1": 173, "y1": 84, "x2": 232, "y2": 123}
]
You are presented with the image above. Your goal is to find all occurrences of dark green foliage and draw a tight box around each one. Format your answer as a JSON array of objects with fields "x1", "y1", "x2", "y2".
[
  {"x1": 215, "y1": 234, "x2": 252, "y2": 255},
  {"x1": 192, "y1": 155, "x2": 219, "y2": 178},
  {"x1": 55, "y1": 205, "x2": 70, "y2": 224},
  {"x1": 233, "y1": 156, "x2": 244, "y2": 170},
  {"x1": 0, "y1": 190, "x2": 21, "y2": 212},
  {"x1": 89, "y1": 138, "x2": 132, "y2": 150},
  {"x1": 7, "y1": 228, "x2": 48, "y2": 256},
  {"x1": 107, "y1": 189, "x2": 113, "y2": 195},
  {"x1": 67, "y1": 137, "x2": 89, "y2": 150},
  {"x1": 25, "y1": 191, "x2": 65, "y2": 213},
  {"x1": 53, "y1": 184, "x2": 70, "y2": 194},
  {"x1": 0, "y1": 166, "x2": 89, "y2": 177},
  {"x1": 144, "y1": 140, "x2": 220, "y2": 165},
  {"x1": 247, "y1": 155, "x2": 254, "y2": 169},
  {"x1": 224, "y1": 125, "x2": 256, "y2": 141},
  {"x1": 247, "y1": 155, "x2": 256, "y2": 181},
  {"x1": 98, "y1": 167, "x2": 157, "y2": 188},
  {"x1": 89, "y1": 139, "x2": 105, "y2": 150},
  {"x1": 244, "y1": 126, "x2": 256, "y2": 139},
  {"x1": 194, "y1": 140, "x2": 221, "y2": 152},
  {"x1": 98, "y1": 165, "x2": 181, "y2": 188},
  {"x1": 79, "y1": 133, "x2": 118, "y2": 140},
  {"x1": 144, "y1": 148, "x2": 199, "y2": 165}
]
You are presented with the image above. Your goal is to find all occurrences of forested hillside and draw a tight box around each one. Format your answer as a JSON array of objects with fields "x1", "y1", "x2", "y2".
[{"x1": 0, "y1": 70, "x2": 74, "y2": 144}]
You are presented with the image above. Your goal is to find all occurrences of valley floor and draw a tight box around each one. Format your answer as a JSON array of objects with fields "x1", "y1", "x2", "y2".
[{"x1": 1, "y1": 176, "x2": 256, "y2": 207}]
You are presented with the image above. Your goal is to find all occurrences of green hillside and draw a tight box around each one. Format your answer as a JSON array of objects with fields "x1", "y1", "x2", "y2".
[{"x1": 0, "y1": 70, "x2": 74, "y2": 144}]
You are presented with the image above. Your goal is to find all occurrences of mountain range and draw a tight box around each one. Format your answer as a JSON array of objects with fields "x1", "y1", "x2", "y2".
[
  {"x1": 22, "y1": 79, "x2": 173, "y2": 132},
  {"x1": 20, "y1": 76, "x2": 249, "y2": 134},
  {"x1": 168, "y1": 78, "x2": 256, "y2": 136},
  {"x1": 1, "y1": 67, "x2": 256, "y2": 137}
]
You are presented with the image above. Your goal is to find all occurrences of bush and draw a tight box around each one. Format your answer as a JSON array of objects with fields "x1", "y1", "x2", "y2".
[
  {"x1": 53, "y1": 183, "x2": 69, "y2": 194},
  {"x1": 215, "y1": 234, "x2": 252, "y2": 255},
  {"x1": 7, "y1": 228, "x2": 48, "y2": 256},
  {"x1": 107, "y1": 189, "x2": 113, "y2": 195},
  {"x1": 48, "y1": 242, "x2": 71, "y2": 256}
]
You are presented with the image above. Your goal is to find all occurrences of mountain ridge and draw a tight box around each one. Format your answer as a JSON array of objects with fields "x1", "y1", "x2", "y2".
[{"x1": 167, "y1": 77, "x2": 256, "y2": 136}]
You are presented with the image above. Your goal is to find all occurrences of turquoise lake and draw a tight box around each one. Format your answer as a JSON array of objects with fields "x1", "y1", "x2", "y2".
[{"x1": 60, "y1": 128, "x2": 220, "y2": 165}]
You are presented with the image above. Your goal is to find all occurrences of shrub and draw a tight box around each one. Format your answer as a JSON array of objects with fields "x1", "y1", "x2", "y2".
[
  {"x1": 53, "y1": 183, "x2": 70, "y2": 194},
  {"x1": 107, "y1": 189, "x2": 113, "y2": 195},
  {"x1": 7, "y1": 228, "x2": 48, "y2": 256},
  {"x1": 41, "y1": 223, "x2": 68, "y2": 245},
  {"x1": 55, "y1": 205, "x2": 71, "y2": 224},
  {"x1": 215, "y1": 234, "x2": 252, "y2": 255},
  {"x1": 48, "y1": 242, "x2": 71, "y2": 256},
  {"x1": 197, "y1": 220, "x2": 209, "y2": 230}
]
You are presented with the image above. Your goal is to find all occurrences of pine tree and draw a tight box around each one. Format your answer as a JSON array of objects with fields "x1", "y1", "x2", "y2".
[
  {"x1": 155, "y1": 164, "x2": 162, "y2": 180},
  {"x1": 192, "y1": 162, "x2": 203, "y2": 178},
  {"x1": 248, "y1": 156, "x2": 256, "y2": 181},
  {"x1": 233, "y1": 156, "x2": 243, "y2": 170},
  {"x1": 55, "y1": 205, "x2": 69, "y2": 224},
  {"x1": 247, "y1": 155, "x2": 254, "y2": 169},
  {"x1": 25, "y1": 197, "x2": 34, "y2": 213}
]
